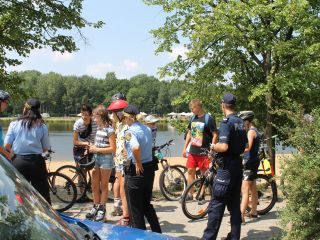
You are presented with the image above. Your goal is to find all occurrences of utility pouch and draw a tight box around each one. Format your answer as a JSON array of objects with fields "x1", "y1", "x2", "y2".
[
  {"x1": 124, "y1": 159, "x2": 135, "y2": 176},
  {"x1": 152, "y1": 154, "x2": 159, "y2": 171},
  {"x1": 213, "y1": 169, "x2": 231, "y2": 200}
]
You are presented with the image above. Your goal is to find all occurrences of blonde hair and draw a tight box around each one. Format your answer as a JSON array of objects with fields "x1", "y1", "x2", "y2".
[{"x1": 189, "y1": 99, "x2": 203, "y2": 108}]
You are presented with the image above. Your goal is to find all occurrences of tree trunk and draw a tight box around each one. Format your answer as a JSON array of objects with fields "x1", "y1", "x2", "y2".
[{"x1": 265, "y1": 51, "x2": 276, "y2": 174}]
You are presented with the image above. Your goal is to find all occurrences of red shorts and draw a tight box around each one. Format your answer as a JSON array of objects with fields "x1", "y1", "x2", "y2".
[{"x1": 186, "y1": 154, "x2": 209, "y2": 171}]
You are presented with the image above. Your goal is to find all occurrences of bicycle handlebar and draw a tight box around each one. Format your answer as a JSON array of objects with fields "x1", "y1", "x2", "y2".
[{"x1": 153, "y1": 139, "x2": 174, "y2": 151}]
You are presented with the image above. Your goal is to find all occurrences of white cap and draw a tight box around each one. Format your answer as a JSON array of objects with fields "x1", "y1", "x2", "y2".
[{"x1": 145, "y1": 115, "x2": 159, "y2": 123}]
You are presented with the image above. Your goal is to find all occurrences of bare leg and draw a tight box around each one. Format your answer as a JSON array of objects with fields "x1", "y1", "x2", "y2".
[
  {"x1": 187, "y1": 168, "x2": 196, "y2": 194},
  {"x1": 250, "y1": 180, "x2": 258, "y2": 215},
  {"x1": 91, "y1": 168, "x2": 101, "y2": 204},
  {"x1": 240, "y1": 180, "x2": 252, "y2": 223},
  {"x1": 100, "y1": 169, "x2": 112, "y2": 205}
]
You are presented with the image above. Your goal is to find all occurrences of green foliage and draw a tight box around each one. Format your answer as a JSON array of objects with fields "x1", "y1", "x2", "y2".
[
  {"x1": 279, "y1": 108, "x2": 320, "y2": 240},
  {"x1": 145, "y1": 0, "x2": 320, "y2": 166},
  {"x1": 0, "y1": 0, "x2": 103, "y2": 88},
  {"x1": 2, "y1": 71, "x2": 190, "y2": 116}
]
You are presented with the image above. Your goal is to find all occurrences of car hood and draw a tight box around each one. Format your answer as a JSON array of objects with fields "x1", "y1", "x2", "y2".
[{"x1": 59, "y1": 213, "x2": 182, "y2": 240}]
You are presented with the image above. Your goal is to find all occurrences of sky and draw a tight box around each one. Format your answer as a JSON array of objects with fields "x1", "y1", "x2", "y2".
[{"x1": 9, "y1": 0, "x2": 187, "y2": 80}]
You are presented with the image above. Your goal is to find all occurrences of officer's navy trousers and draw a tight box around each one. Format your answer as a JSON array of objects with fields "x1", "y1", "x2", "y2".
[
  {"x1": 203, "y1": 162, "x2": 242, "y2": 240},
  {"x1": 12, "y1": 154, "x2": 51, "y2": 204},
  {"x1": 125, "y1": 163, "x2": 162, "y2": 233}
]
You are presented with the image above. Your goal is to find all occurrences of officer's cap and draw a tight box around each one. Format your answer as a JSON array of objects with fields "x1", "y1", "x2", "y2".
[
  {"x1": 25, "y1": 98, "x2": 41, "y2": 110},
  {"x1": 221, "y1": 93, "x2": 236, "y2": 105},
  {"x1": 123, "y1": 104, "x2": 139, "y2": 117}
]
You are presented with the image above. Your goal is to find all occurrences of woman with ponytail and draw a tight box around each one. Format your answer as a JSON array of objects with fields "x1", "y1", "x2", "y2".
[{"x1": 4, "y1": 98, "x2": 51, "y2": 203}]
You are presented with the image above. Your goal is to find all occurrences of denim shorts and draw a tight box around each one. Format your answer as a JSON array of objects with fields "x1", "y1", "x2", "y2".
[{"x1": 93, "y1": 153, "x2": 114, "y2": 170}]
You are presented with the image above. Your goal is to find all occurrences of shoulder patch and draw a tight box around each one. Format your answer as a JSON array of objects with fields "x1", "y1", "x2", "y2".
[
  {"x1": 222, "y1": 117, "x2": 229, "y2": 123},
  {"x1": 125, "y1": 132, "x2": 132, "y2": 141}
]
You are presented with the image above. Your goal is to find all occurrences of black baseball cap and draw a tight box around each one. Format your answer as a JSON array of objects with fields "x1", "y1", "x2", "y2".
[
  {"x1": 221, "y1": 93, "x2": 236, "y2": 105},
  {"x1": 123, "y1": 104, "x2": 139, "y2": 116},
  {"x1": 26, "y1": 98, "x2": 41, "y2": 109}
]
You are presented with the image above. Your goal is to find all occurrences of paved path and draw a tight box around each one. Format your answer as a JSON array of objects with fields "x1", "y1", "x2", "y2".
[{"x1": 66, "y1": 196, "x2": 284, "y2": 240}]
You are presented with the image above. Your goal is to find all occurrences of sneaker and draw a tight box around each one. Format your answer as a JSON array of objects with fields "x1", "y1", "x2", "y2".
[
  {"x1": 110, "y1": 206, "x2": 123, "y2": 216},
  {"x1": 95, "y1": 206, "x2": 106, "y2": 222},
  {"x1": 116, "y1": 218, "x2": 130, "y2": 226},
  {"x1": 86, "y1": 205, "x2": 98, "y2": 219}
]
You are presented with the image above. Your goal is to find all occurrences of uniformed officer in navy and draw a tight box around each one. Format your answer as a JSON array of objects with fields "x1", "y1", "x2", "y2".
[
  {"x1": 122, "y1": 104, "x2": 162, "y2": 233},
  {"x1": 202, "y1": 93, "x2": 247, "y2": 240}
]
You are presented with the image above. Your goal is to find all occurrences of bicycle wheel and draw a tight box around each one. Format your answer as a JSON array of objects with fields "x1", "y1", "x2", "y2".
[
  {"x1": 55, "y1": 165, "x2": 88, "y2": 201},
  {"x1": 255, "y1": 174, "x2": 277, "y2": 215},
  {"x1": 48, "y1": 172, "x2": 77, "y2": 212},
  {"x1": 159, "y1": 166, "x2": 187, "y2": 201},
  {"x1": 181, "y1": 178, "x2": 212, "y2": 220}
]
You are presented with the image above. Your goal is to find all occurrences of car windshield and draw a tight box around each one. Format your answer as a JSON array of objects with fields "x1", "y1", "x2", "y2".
[{"x1": 0, "y1": 154, "x2": 76, "y2": 240}]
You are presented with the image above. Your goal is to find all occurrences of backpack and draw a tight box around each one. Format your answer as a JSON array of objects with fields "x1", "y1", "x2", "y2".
[{"x1": 190, "y1": 113, "x2": 210, "y2": 127}]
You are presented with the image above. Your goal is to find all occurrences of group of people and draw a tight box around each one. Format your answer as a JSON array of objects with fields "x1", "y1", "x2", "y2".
[
  {"x1": 0, "y1": 89, "x2": 261, "y2": 239},
  {"x1": 72, "y1": 93, "x2": 162, "y2": 232},
  {"x1": 182, "y1": 94, "x2": 261, "y2": 240}
]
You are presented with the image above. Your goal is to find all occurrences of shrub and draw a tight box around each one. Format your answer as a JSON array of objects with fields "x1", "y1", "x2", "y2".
[{"x1": 279, "y1": 109, "x2": 320, "y2": 240}]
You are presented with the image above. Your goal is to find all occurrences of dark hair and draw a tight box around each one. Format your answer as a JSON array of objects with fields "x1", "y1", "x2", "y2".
[
  {"x1": 93, "y1": 105, "x2": 112, "y2": 126},
  {"x1": 81, "y1": 104, "x2": 93, "y2": 115},
  {"x1": 223, "y1": 103, "x2": 235, "y2": 110},
  {"x1": 19, "y1": 104, "x2": 44, "y2": 129}
]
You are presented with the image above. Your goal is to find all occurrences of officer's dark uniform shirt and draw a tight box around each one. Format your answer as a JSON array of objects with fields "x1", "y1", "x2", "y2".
[
  {"x1": 217, "y1": 113, "x2": 247, "y2": 160},
  {"x1": 187, "y1": 114, "x2": 217, "y2": 155}
]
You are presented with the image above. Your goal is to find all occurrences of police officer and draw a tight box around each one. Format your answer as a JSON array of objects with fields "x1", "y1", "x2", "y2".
[
  {"x1": 122, "y1": 104, "x2": 161, "y2": 233},
  {"x1": 4, "y1": 98, "x2": 51, "y2": 204},
  {"x1": 202, "y1": 93, "x2": 247, "y2": 240}
]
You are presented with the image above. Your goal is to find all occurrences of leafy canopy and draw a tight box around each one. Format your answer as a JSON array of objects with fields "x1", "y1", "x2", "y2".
[{"x1": 0, "y1": 0, "x2": 103, "y2": 91}]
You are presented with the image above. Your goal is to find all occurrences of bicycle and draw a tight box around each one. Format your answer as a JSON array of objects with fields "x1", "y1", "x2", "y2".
[
  {"x1": 55, "y1": 147, "x2": 115, "y2": 203},
  {"x1": 181, "y1": 143, "x2": 278, "y2": 220},
  {"x1": 180, "y1": 150, "x2": 217, "y2": 220},
  {"x1": 155, "y1": 140, "x2": 188, "y2": 201},
  {"x1": 45, "y1": 150, "x2": 77, "y2": 212}
]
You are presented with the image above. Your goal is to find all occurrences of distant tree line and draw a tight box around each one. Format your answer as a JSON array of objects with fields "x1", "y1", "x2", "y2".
[{"x1": 4, "y1": 70, "x2": 190, "y2": 117}]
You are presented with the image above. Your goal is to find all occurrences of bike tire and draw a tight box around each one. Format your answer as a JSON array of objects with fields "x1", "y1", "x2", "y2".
[
  {"x1": 48, "y1": 172, "x2": 77, "y2": 212},
  {"x1": 181, "y1": 178, "x2": 212, "y2": 220},
  {"x1": 159, "y1": 166, "x2": 187, "y2": 201},
  {"x1": 55, "y1": 165, "x2": 88, "y2": 201},
  {"x1": 256, "y1": 174, "x2": 277, "y2": 215}
]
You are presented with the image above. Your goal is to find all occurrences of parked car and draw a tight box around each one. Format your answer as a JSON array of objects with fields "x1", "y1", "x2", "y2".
[{"x1": 0, "y1": 154, "x2": 181, "y2": 240}]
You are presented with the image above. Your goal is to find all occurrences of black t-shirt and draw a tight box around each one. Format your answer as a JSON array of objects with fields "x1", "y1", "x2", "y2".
[{"x1": 188, "y1": 114, "x2": 217, "y2": 155}]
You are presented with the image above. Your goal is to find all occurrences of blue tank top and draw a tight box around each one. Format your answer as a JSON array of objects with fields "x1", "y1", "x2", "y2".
[{"x1": 243, "y1": 127, "x2": 260, "y2": 166}]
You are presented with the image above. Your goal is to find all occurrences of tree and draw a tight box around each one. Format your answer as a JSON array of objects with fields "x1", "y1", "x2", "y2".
[
  {"x1": 0, "y1": 0, "x2": 103, "y2": 91},
  {"x1": 145, "y1": 0, "x2": 320, "y2": 170}
]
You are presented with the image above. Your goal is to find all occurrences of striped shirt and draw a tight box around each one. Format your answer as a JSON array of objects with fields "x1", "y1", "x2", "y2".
[
  {"x1": 73, "y1": 118, "x2": 98, "y2": 143},
  {"x1": 94, "y1": 125, "x2": 115, "y2": 148}
]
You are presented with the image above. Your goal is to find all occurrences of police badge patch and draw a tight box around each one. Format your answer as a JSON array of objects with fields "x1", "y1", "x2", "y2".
[{"x1": 125, "y1": 132, "x2": 132, "y2": 141}]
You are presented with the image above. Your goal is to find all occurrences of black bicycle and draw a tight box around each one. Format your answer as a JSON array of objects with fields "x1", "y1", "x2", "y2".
[
  {"x1": 55, "y1": 148, "x2": 115, "y2": 202},
  {"x1": 181, "y1": 150, "x2": 217, "y2": 220},
  {"x1": 155, "y1": 140, "x2": 188, "y2": 201},
  {"x1": 45, "y1": 150, "x2": 77, "y2": 212},
  {"x1": 181, "y1": 144, "x2": 278, "y2": 220}
]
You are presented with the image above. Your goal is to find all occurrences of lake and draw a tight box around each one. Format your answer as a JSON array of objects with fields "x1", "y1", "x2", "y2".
[
  {"x1": 0, "y1": 120, "x2": 186, "y2": 161},
  {"x1": 0, "y1": 119, "x2": 295, "y2": 161}
]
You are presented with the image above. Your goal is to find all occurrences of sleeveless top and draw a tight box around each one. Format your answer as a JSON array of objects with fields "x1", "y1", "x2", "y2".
[{"x1": 243, "y1": 127, "x2": 260, "y2": 166}]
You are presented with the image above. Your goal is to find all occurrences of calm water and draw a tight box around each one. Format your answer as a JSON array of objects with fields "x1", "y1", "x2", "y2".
[
  {"x1": 0, "y1": 119, "x2": 295, "y2": 161},
  {"x1": 0, "y1": 120, "x2": 185, "y2": 161}
]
